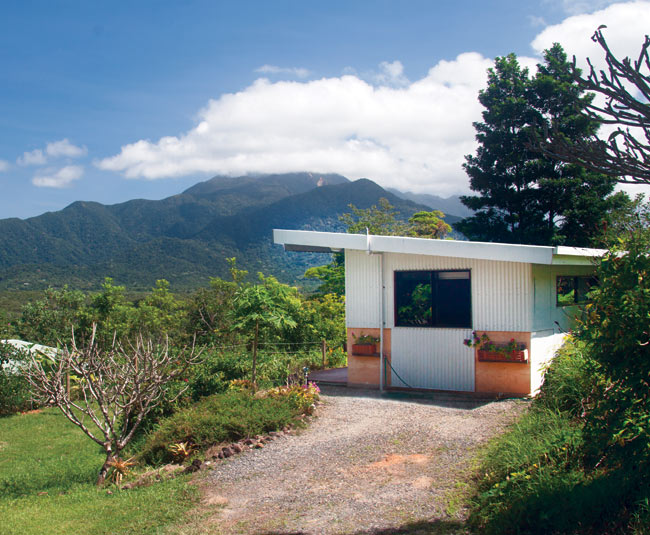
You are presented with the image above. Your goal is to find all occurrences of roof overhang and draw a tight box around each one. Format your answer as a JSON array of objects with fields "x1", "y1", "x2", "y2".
[{"x1": 273, "y1": 229, "x2": 606, "y2": 266}]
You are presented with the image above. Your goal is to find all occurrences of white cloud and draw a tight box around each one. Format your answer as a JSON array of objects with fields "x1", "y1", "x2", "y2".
[
  {"x1": 254, "y1": 65, "x2": 311, "y2": 78},
  {"x1": 98, "y1": 53, "x2": 496, "y2": 196},
  {"x1": 97, "y1": 2, "x2": 649, "y2": 197},
  {"x1": 532, "y1": 1, "x2": 650, "y2": 67},
  {"x1": 528, "y1": 15, "x2": 547, "y2": 27},
  {"x1": 32, "y1": 165, "x2": 84, "y2": 188},
  {"x1": 17, "y1": 148, "x2": 47, "y2": 166},
  {"x1": 18, "y1": 138, "x2": 87, "y2": 166},
  {"x1": 46, "y1": 138, "x2": 87, "y2": 158},
  {"x1": 373, "y1": 61, "x2": 409, "y2": 87},
  {"x1": 0, "y1": 160, "x2": 9, "y2": 172}
]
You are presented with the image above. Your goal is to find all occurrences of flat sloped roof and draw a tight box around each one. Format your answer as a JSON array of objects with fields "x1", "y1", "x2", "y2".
[{"x1": 273, "y1": 229, "x2": 605, "y2": 266}]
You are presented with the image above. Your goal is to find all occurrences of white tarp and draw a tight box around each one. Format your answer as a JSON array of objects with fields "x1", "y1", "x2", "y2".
[{"x1": 0, "y1": 339, "x2": 60, "y2": 373}]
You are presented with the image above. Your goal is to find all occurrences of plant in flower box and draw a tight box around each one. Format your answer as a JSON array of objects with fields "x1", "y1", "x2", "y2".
[
  {"x1": 463, "y1": 331, "x2": 528, "y2": 363},
  {"x1": 351, "y1": 332, "x2": 379, "y2": 355}
]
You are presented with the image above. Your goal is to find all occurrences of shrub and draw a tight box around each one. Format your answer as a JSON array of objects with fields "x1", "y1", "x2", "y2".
[
  {"x1": 138, "y1": 390, "x2": 301, "y2": 465},
  {"x1": 186, "y1": 349, "x2": 249, "y2": 400},
  {"x1": 266, "y1": 382, "x2": 320, "y2": 413},
  {"x1": 0, "y1": 344, "x2": 32, "y2": 416},
  {"x1": 187, "y1": 347, "x2": 337, "y2": 401}
]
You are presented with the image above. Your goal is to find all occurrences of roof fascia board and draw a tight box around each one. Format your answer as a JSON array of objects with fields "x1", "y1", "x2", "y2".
[
  {"x1": 273, "y1": 229, "x2": 605, "y2": 266},
  {"x1": 273, "y1": 229, "x2": 366, "y2": 252},
  {"x1": 368, "y1": 235, "x2": 553, "y2": 264},
  {"x1": 551, "y1": 255, "x2": 598, "y2": 266}
]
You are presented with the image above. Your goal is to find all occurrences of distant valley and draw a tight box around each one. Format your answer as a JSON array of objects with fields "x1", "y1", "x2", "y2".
[{"x1": 0, "y1": 173, "x2": 467, "y2": 291}]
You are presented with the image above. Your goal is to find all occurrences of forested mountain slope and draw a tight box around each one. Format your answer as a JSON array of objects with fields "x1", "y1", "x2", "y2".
[{"x1": 0, "y1": 173, "x2": 458, "y2": 290}]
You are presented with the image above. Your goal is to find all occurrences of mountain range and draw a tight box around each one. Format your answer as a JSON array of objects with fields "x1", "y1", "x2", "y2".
[{"x1": 0, "y1": 173, "x2": 466, "y2": 291}]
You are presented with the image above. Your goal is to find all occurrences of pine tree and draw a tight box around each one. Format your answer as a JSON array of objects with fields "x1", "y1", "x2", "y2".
[{"x1": 457, "y1": 44, "x2": 629, "y2": 246}]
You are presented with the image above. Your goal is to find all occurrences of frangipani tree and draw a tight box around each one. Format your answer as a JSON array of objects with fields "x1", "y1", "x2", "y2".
[{"x1": 26, "y1": 325, "x2": 202, "y2": 485}]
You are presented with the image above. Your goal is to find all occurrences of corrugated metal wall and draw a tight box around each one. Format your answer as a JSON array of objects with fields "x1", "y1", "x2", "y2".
[
  {"x1": 345, "y1": 250, "x2": 381, "y2": 328},
  {"x1": 533, "y1": 264, "x2": 596, "y2": 333},
  {"x1": 345, "y1": 250, "x2": 533, "y2": 391},
  {"x1": 530, "y1": 331, "x2": 566, "y2": 394}
]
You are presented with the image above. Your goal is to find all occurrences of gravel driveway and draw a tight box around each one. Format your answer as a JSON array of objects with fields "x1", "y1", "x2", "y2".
[{"x1": 178, "y1": 386, "x2": 525, "y2": 535}]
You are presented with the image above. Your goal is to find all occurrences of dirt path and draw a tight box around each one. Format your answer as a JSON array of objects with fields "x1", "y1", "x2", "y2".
[{"x1": 173, "y1": 386, "x2": 525, "y2": 535}]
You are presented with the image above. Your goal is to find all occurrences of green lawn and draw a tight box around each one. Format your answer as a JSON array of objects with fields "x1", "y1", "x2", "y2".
[{"x1": 0, "y1": 408, "x2": 198, "y2": 535}]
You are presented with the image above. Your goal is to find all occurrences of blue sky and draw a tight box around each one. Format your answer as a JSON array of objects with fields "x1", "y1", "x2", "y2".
[{"x1": 1, "y1": 0, "x2": 648, "y2": 219}]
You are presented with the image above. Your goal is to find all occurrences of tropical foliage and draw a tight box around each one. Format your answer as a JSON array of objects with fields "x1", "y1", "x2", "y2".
[{"x1": 471, "y1": 199, "x2": 650, "y2": 534}]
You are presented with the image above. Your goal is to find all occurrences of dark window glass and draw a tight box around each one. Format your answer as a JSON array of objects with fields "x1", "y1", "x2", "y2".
[
  {"x1": 395, "y1": 270, "x2": 471, "y2": 328},
  {"x1": 436, "y1": 271, "x2": 471, "y2": 327},
  {"x1": 394, "y1": 271, "x2": 432, "y2": 326},
  {"x1": 576, "y1": 276, "x2": 598, "y2": 304},
  {"x1": 556, "y1": 276, "x2": 598, "y2": 306}
]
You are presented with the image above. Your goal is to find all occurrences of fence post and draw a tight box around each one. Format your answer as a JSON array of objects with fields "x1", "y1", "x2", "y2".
[{"x1": 321, "y1": 339, "x2": 327, "y2": 368}]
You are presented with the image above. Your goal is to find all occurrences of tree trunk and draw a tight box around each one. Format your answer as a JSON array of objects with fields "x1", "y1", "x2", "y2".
[
  {"x1": 97, "y1": 449, "x2": 116, "y2": 486},
  {"x1": 252, "y1": 320, "x2": 259, "y2": 387}
]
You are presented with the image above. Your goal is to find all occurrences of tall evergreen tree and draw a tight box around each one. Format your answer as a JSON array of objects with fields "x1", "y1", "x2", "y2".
[{"x1": 457, "y1": 44, "x2": 629, "y2": 246}]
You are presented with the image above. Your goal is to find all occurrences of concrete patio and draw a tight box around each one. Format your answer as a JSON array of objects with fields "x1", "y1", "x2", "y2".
[{"x1": 309, "y1": 366, "x2": 347, "y2": 385}]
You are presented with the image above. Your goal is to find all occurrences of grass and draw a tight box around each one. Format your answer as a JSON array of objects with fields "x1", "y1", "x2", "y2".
[
  {"x1": 0, "y1": 408, "x2": 198, "y2": 535},
  {"x1": 468, "y1": 338, "x2": 650, "y2": 535}
]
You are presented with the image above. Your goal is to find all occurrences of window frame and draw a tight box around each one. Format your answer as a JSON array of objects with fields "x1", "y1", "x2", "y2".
[{"x1": 393, "y1": 269, "x2": 472, "y2": 329}]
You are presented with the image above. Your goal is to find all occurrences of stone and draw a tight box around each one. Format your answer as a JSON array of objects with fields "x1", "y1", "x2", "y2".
[
  {"x1": 232, "y1": 443, "x2": 243, "y2": 453},
  {"x1": 183, "y1": 458, "x2": 203, "y2": 474},
  {"x1": 243, "y1": 438, "x2": 255, "y2": 446},
  {"x1": 205, "y1": 445, "x2": 222, "y2": 459},
  {"x1": 160, "y1": 463, "x2": 184, "y2": 475},
  {"x1": 221, "y1": 447, "x2": 234, "y2": 458}
]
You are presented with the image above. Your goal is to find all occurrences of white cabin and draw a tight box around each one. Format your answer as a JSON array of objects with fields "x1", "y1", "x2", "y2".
[{"x1": 274, "y1": 229, "x2": 602, "y2": 396}]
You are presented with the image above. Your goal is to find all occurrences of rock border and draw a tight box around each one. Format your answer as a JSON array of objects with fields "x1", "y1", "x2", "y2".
[{"x1": 120, "y1": 402, "x2": 321, "y2": 489}]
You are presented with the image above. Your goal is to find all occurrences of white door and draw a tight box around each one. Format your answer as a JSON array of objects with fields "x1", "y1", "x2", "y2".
[{"x1": 390, "y1": 328, "x2": 475, "y2": 391}]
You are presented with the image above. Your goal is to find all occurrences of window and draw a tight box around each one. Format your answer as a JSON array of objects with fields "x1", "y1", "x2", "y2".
[
  {"x1": 556, "y1": 276, "x2": 598, "y2": 307},
  {"x1": 394, "y1": 270, "x2": 472, "y2": 328}
]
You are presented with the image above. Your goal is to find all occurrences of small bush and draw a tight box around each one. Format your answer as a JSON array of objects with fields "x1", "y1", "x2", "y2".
[
  {"x1": 187, "y1": 347, "x2": 340, "y2": 401},
  {"x1": 138, "y1": 390, "x2": 301, "y2": 465},
  {"x1": 186, "y1": 349, "x2": 249, "y2": 400},
  {"x1": 0, "y1": 344, "x2": 32, "y2": 416},
  {"x1": 0, "y1": 374, "x2": 31, "y2": 416},
  {"x1": 266, "y1": 382, "x2": 320, "y2": 413}
]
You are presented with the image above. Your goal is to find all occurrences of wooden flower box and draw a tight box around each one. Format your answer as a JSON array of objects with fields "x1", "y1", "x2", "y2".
[
  {"x1": 351, "y1": 343, "x2": 377, "y2": 356},
  {"x1": 478, "y1": 348, "x2": 528, "y2": 363}
]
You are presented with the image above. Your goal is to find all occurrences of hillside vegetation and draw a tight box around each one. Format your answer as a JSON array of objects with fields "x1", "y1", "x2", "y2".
[
  {"x1": 470, "y1": 202, "x2": 650, "y2": 534},
  {"x1": 0, "y1": 173, "x2": 460, "y2": 291}
]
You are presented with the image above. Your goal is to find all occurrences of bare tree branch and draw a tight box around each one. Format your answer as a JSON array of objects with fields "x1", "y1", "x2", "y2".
[{"x1": 541, "y1": 29, "x2": 650, "y2": 185}]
